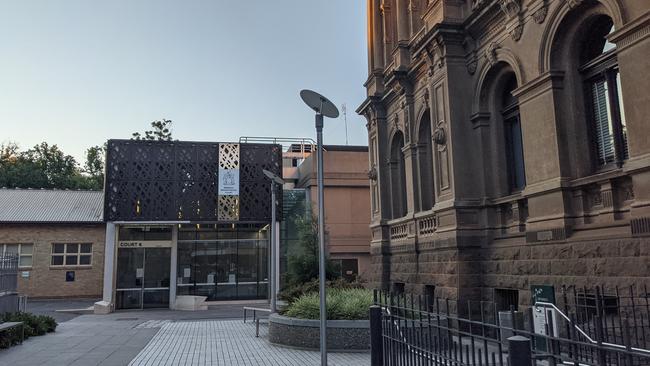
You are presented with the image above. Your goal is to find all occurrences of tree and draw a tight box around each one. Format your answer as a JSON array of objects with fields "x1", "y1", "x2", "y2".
[
  {"x1": 21, "y1": 142, "x2": 79, "y2": 189},
  {"x1": 132, "y1": 119, "x2": 174, "y2": 141},
  {"x1": 285, "y1": 211, "x2": 338, "y2": 287},
  {"x1": 0, "y1": 141, "x2": 104, "y2": 190},
  {"x1": 82, "y1": 145, "x2": 105, "y2": 190}
]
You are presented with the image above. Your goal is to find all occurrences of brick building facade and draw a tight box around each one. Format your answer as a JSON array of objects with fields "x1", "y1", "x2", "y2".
[
  {"x1": 357, "y1": 0, "x2": 650, "y2": 308},
  {"x1": 0, "y1": 189, "x2": 105, "y2": 298}
]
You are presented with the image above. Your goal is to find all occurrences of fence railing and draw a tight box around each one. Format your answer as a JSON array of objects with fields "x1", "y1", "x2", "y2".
[
  {"x1": 0, "y1": 254, "x2": 18, "y2": 295},
  {"x1": 370, "y1": 289, "x2": 650, "y2": 366}
]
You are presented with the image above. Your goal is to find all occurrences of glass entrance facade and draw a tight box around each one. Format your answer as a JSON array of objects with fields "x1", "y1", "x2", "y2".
[{"x1": 176, "y1": 223, "x2": 269, "y2": 301}]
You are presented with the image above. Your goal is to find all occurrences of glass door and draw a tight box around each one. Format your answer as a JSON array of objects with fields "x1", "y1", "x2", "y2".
[
  {"x1": 116, "y1": 247, "x2": 171, "y2": 309},
  {"x1": 143, "y1": 248, "x2": 171, "y2": 308},
  {"x1": 116, "y1": 248, "x2": 144, "y2": 309}
]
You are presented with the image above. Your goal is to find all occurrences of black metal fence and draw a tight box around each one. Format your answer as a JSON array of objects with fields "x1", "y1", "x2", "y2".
[
  {"x1": 0, "y1": 255, "x2": 19, "y2": 314},
  {"x1": 370, "y1": 289, "x2": 650, "y2": 366}
]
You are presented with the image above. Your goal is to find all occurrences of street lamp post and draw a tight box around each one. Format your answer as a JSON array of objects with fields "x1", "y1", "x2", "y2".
[
  {"x1": 299, "y1": 90, "x2": 339, "y2": 366},
  {"x1": 263, "y1": 169, "x2": 284, "y2": 314}
]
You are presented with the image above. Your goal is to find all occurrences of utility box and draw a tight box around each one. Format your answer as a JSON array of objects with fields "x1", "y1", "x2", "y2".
[{"x1": 498, "y1": 311, "x2": 525, "y2": 346}]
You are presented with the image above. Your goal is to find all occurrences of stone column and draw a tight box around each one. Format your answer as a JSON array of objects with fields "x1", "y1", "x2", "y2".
[
  {"x1": 370, "y1": 0, "x2": 384, "y2": 71},
  {"x1": 395, "y1": 0, "x2": 409, "y2": 43},
  {"x1": 169, "y1": 224, "x2": 178, "y2": 309},
  {"x1": 95, "y1": 222, "x2": 116, "y2": 314}
]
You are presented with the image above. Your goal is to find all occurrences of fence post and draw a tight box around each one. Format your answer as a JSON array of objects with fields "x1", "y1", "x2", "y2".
[
  {"x1": 508, "y1": 335, "x2": 532, "y2": 366},
  {"x1": 370, "y1": 305, "x2": 383, "y2": 366}
]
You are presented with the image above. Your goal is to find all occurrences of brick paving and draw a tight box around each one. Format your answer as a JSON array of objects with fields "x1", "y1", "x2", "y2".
[{"x1": 128, "y1": 320, "x2": 370, "y2": 366}]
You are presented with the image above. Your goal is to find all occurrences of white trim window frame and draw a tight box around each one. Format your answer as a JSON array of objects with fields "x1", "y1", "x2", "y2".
[
  {"x1": 51, "y1": 243, "x2": 93, "y2": 267},
  {"x1": 1, "y1": 243, "x2": 33, "y2": 268}
]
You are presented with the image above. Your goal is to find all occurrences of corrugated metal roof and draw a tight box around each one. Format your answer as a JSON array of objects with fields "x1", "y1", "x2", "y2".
[{"x1": 0, "y1": 188, "x2": 103, "y2": 223}]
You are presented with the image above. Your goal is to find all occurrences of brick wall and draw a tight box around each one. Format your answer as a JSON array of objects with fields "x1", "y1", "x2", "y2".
[{"x1": 0, "y1": 224, "x2": 105, "y2": 298}]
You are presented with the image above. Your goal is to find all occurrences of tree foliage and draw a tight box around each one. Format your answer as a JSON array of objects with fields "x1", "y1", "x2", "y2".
[
  {"x1": 0, "y1": 142, "x2": 103, "y2": 190},
  {"x1": 132, "y1": 119, "x2": 174, "y2": 141},
  {"x1": 285, "y1": 212, "x2": 339, "y2": 287}
]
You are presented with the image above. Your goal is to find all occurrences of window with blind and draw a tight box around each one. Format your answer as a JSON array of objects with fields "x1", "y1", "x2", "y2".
[{"x1": 581, "y1": 16, "x2": 628, "y2": 169}]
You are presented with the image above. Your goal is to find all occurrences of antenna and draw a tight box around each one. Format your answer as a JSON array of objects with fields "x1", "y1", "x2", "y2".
[{"x1": 342, "y1": 103, "x2": 348, "y2": 145}]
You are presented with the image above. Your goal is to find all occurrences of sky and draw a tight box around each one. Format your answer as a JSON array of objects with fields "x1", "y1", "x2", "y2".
[{"x1": 0, "y1": 0, "x2": 368, "y2": 163}]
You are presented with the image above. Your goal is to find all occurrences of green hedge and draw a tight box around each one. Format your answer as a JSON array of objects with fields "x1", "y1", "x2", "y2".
[
  {"x1": 283, "y1": 288, "x2": 373, "y2": 320},
  {"x1": 279, "y1": 278, "x2": 365, "y2": 303},
  {"x1": 0, "y1": 312, "x2": 57, "y2": 349}
]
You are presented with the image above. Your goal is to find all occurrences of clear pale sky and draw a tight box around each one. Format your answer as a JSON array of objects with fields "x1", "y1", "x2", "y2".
[{"x1": 0, "y1": 1, "x2": 368, "y2": 162}]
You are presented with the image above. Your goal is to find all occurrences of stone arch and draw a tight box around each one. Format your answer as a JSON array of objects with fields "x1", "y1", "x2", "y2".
[
  {"x1": 389, "y1": 130, "x2": 407, "y2": 219},
  {"x1": 472, "y1": 47, "x2": 525, "y2": 116},
  {"x1": 416, "y1": 110, "x2": 434, "y2": 211},
  {"x1": 538, "y1": 0, "x2": 626, "y2": 74}
]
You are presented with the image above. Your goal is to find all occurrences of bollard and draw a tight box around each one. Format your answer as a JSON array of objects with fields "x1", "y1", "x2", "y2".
[
  {"x1": 369, "y1": 305, "x2": 383, "y2": 366},
  {"x1": 508, "y1": 335, "x2": 532, "y2": 366}
]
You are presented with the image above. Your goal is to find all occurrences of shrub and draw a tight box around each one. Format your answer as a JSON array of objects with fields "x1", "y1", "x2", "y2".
[
  {"x1": 283, "y1": 288, "x2": 373, "y2": 320},
  {"x1": 279, "y1": 277, "x2": 365, "y2": 303},
  {"x1": 0, "y1": 312, "x2": 57, "y2": 348}
]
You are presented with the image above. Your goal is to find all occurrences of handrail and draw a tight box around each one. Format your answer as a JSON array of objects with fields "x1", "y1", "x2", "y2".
[{"x1": 535, "y1": 301, "x2": 650, "y2": 354}]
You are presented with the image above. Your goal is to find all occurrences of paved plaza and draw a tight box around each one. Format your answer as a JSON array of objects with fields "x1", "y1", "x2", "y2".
[
  {"x1": 129, "y1": 319, "x2": 369, "y2": 366},
  {"x1": 0, "y1": 301, "x2": 370, "y2": 366}
]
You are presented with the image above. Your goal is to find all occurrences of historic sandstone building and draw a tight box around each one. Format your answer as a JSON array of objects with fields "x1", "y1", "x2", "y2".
[{"x1": 358, "y1": 0, "x2": 650, "y2": 308}]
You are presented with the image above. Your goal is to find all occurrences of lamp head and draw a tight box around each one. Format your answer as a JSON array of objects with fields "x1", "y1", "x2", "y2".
[
  {"x1": 300, "y1": 89, "x2": 339, "y2": 118},
  {"x1": 262, "y1": 169, "x2": 285, "y2": 185}
]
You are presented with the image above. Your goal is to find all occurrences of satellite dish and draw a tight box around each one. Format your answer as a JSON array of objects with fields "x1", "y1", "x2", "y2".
[
  {"x1": 300, "y1": 89, "x2": 339, "y2": 119},
  {"x1": 262, "y1": 169, "x2": 285, "y2": 185}
]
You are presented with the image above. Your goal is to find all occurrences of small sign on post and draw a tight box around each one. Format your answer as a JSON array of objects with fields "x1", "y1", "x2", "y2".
[{"x1": 531, "y1": 284, "x2": 559, "y2": 351}]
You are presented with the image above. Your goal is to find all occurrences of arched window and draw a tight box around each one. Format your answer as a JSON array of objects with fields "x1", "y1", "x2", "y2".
[
  {"x1": 417, "y1": 112, "x2": 434, "y2": 211},
  {"x1": 580, "y1": 15, "x2": 628, "y2": 168},
  {"x1": 389, "y1": 131, "x2": 407, "y2": 219},
  {"x1": 501, "y1": 74, "x2": 526, "y2": 192}
]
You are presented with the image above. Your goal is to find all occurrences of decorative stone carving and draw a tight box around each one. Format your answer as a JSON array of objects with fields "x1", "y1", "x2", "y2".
[
  {"x1": 498, "y1": 0, "x2": 523, "y2": 42},
  {"x1": 533, "y1": 4, "x2": 548, "y2": 24},
  {"x1": 567, "y1": 0, "x2": 584, "y2": 9},
  {"x1": 485, "y1": 42, "x2": 500, "y2": 66},
  {"x1": 463, "y1": 36, "x2": 478, "y2": 75},
  {"x1": 368, "y1": 165, "x2": 378, "y2": 181},
  {"x1": 498, "y1": 0, "x2": 521, "y2": 18},
  {"x1": 433, "y1": 126, "x2": 446, "y2": 145},
  {"x1": 509, "y1": 23, "x2": 523, "y2": 42},
  {"x1": 467, "y1": 57, "x2": 478, "y2": 75}
]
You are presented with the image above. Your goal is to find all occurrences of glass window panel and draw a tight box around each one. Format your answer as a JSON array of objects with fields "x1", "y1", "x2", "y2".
[
  {"x1": 51, "y1": 256, "x2": 64, "y2": 266},
  {"x1": 119, "y1": 227, "x2": 145, "y2": 241},
  {"x1": 144, "y1": 226, "x2": 172, "y2": 241},
  {"x1": 53, "y1": 244, "x2": 65, "y2": 253},
  {"x1": 143, "y1": 248, "x2": 170, "y2": 288},
  {"x1": 66, "y1": 255, "x2": 78, "y2": 265},
  {"x1": 79, "y1": 255, "x2": 92, "y2": 265},
  {"x1": 5, "y1": 244, "x2": 18, "y2": 255},
  {"x1": 19, "y1": 256, "x2": 33, "y2": 267},
  {"x1": 67, "y1": 244, "x2": 79, "y2": 253},
  {"x1": 195, "y1": 242, "x2": 217, "y2": 285},
  {"x1": 177, "y1": 242, "x2": 194, "y2": 284},
  {"x1": 237, "y1": 241, "x2": 257, "y2": 283},
  {"x1": 116, "y1": 248, "x2": 144, "y2": 289},
  {"x1": 80, "y1": 244, "x2": 92, "y2": 253},
  {"x1": 216, "y1": 241, "x2": 237, "y2": 284},
  {"x1": 20, "y1": 244, "x2": 33, "y2": 255}
]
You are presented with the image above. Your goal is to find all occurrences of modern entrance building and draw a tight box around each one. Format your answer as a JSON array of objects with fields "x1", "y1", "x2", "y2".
[{"x1": 96, "y1": 139, "x2": 281, "y2": 312}]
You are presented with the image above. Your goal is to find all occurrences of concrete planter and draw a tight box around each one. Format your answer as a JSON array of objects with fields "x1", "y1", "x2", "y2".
[{"x1": 268, "y1": 314, "x2": 370, "y2": 351}]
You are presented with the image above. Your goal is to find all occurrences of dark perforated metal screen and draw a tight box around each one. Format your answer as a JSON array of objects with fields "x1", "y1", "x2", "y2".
[{"x1": 104, "y1": 139, "x2": 282, "y2": 222}]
